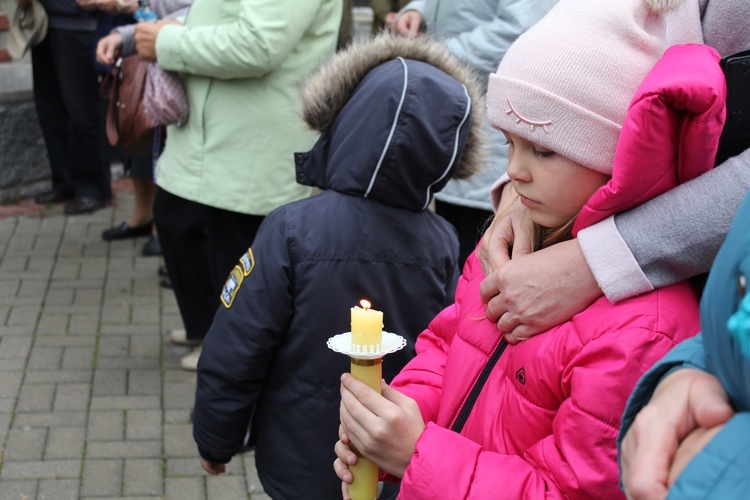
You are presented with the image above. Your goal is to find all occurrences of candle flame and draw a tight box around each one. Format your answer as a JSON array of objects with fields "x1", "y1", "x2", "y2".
[{"x1": 360, "y1": 299, "x2": 371, "y2": 310}]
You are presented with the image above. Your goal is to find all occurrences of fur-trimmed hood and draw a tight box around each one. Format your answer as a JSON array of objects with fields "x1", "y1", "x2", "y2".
[{"x1": 295, "y1": 33, "x2": 487, "y2": 211}]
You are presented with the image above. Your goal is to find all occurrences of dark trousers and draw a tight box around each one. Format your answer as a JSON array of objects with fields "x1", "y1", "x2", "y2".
[
  {"x1": 435, "y1": 200, "x2": 493, "y2": 270},
  {"x1": 31, "y1": 29, "x2": 111, "y2": 201},
  {"x1": 154, "y1": 187, "x2": 265, "y2": 341}
]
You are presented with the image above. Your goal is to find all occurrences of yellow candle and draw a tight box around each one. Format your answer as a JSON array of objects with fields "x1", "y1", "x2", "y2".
[
  {"x1": 348, "y1": 300, "x2": 384, "y2": 500},
  {"x1": 351, "y1": 300, "x2": 383, "y2": 353}
]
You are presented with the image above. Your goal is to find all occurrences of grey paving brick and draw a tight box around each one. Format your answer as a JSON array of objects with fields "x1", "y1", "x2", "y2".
[
  {"x1": 35, "y1": 314, "x2": 70, "y2": 335},
  {"x1": 68, "y1": 315, "x2": 100, "y2": 336},
  {"x1": 0, "y1": 279, "x2": 20, "y2": 299},
  {"x1": 45, "y1": 427, "x2": 85, "y2": 460},
  {"x1": 0, "y1": 479, "x2": 38, "y2": 500},
  {"x1": 166, "y1": 476, "x2": 205, "y2": 500},
  {"x1": 86, "y1": 440, "x2": 161, "y2": 459},
  {"x1": 0, "y1": 358, "x2": 25, "y2": 372},
  {"x1": 0, "y1": 325, "x2": 35, "y2": 336},
  {"x1": 51, "y1": 262, "x2": 81, "y2": 281},
  {"x1": 82, "y1": 459, "x2": 122, "y2": 497},
  {"x1": 97, "y1": 336, "x2": 129, "y2": 359},
  {"x1": 242, "y1": 453, "x2": 266, "y2": 498},
  {"x1": 16, "y1": 383, "x2": 55, "y2": 412},
  {"x1": 163, "y1": 383, "x2": 196, "y2": 411},
  {"x1": 167, "y1": 457, "x2": 243, "y2": 477},
  {"x1": 0, "y1": 372, "x2": 23, "y2": 398},
  {"x1": 92, "y1": 370, "x2": 127, "y2": 396},
  {"x1": 207, "y1": 474, "x2": 248, "y2": 499},
  {"x1": 35, "y1": 336, "x2": 95, "y2": 348},
  {"x1": 0, "y1": 459, "x2": 81, "y2": 479},
  {"x1": 126, "y1": 410, "x2": 161, "y2": 441},
  {"x1": 24, "y1": 370, "x2": 91, "y2": 384},
  {"x1": 53, "y1": 383, "x2": 90, "y2": 412},
  {"x1": 7, "y1": 306, "x2": 41, "y2": 326},
  {"x1": 101, "y1": 324, "x2": 166, "y2": 337},
  {"x1": 0, "y1": 337, "x2": 32, "y2": 359},
  {"x1": 38, "y1": 478, "x2": 80, "y2": 499},
  {"x1": 128, "y1": 371, "x2": 161, "y2": 396},
  {"x1": 13, "y1": 412, "x2": 87, "y2": 429},
  {"x1": 129, "y1": 336, "x2": 161, "y2": 359},
  {"x1": 4, "y1": 427, "x2": 46, "y2": 461},
  {"x1": 99, "y1": 304, "x2": 131, "y2": 325},
  {"x1": 163, "y1": 409, "x2": 192, "y2": 426},
  {"x1": 123, "y1": 459, "x2": 162, "y2": 496},
  {"x1": 87, "y1": 411, "x2": 124, "y2": 441},
  {"x1": 44, "y1": 288, "x2": 76, "y2": 306},
  {"x1": 0, "y1": 413, "x2": 11, "y2": 442},
  {"x1": 61, "y1": 346, "x2": 95, "y2": 370},
  {"x1": 27, "y1": 347, "x2": 63, "y2": 371},
  {"x1": 74, "y1": 289, "x2": 105, "y2": 307},
  {"x1": 90, "y1": 395, "x2": 159, "y2": 411},
  {"x1": 90, "y1": 358, "x2": 159, "y2": 370},
  {"x1": 164, "y1": 424, "x2": 197, "y2": 458},
  {"x1": 25, "y1": 256, "x2": 54, "y2": 274},
  {"x1": 0, "y1": 398, "x2": 16, "y2": 413},
  {"x1": 17, "y1": 279, "x2": 48, "y2": 298}
]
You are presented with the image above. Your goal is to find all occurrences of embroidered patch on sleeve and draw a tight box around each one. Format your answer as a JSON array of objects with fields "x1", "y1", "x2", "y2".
[{"x1": 221, "y1": 249, "x2": 255, "y2": 308}]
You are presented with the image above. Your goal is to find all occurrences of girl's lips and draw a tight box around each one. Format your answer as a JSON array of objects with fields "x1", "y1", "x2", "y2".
[{"x1": 518, "y1": 194, "x2": 540, "y2": 207}]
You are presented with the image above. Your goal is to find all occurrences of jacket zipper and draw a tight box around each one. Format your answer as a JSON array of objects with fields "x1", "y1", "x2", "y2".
[{"x1": 450, "y1": 338, "x2": 508, "y2": 434}]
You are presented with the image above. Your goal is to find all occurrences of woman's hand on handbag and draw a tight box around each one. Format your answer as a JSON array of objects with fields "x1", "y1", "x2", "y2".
[
  {"x1": 135, "y1": 19, "x2": 179, "y2": 62},
  {"x1": 96, "y1": 32, "x2": 123, "y2": 66},
  {"x1": 77, "y1": 0, "x2": 136, "y2": 14}
]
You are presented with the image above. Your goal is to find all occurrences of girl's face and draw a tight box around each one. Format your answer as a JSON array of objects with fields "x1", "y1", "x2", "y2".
[{"x1": 503, "y1": 131, "x2": 610, "y2": 228}]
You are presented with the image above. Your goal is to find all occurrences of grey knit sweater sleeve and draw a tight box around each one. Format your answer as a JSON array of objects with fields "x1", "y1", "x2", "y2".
[{"x1": 579, "y1": 0, "x2": 750, "y2": 300}]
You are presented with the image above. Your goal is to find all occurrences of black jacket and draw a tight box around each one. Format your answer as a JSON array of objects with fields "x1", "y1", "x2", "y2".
[{"x1": 192, "y1": 34, "x2": 486, "y2": 500}]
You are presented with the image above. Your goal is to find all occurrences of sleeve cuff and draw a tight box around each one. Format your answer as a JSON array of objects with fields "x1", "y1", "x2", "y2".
[
  {"x1": 154, "y1": 24, "x2": 186, "y2": 72},
  {"x1": 577, "y1": 216, "x2": 653, "y2": 303}
]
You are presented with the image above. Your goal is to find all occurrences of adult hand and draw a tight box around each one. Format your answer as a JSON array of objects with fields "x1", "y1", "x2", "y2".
[
  {"x1": 134, "y1": 20, "x2": 178, "y2": 62},
  {"x1": 199, "y1": 457, "x2": 226, "y2": 475},
  {"x1": 620, "y1": 368, "x2": 733, "y2": 500},
  {"x1": 384, "y1": 12, "x2": 398, "y2": 31},
  {"x1": 394, "y1": 11, "x2": 422, "y2": 38},
  {"x1": 339, "y1": 374, "x2": 424, "y2": 478},
  {"x1": 76, "y1": 0, "x2": 137, "y2": 14},
  {"x1": 96, "y1": 32, "x2": 123, "y2": 66}
]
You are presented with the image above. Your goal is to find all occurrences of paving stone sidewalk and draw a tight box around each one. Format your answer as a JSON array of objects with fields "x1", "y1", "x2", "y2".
[{"x1": 0, "y1": 185, "x2": 270, "y2": 499}]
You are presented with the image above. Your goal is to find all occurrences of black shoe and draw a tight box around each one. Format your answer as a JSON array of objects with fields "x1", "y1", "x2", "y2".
[
  {"x1": 64, "y1": 196, "x2": 107, "y2": 216},
  {"x1": 102, "y1": 221, "x2": 153, "y2": 241},
  {"x1": 160, "y1": 277, "x2": 172, "y2": 289},
  {"x1": 141, "y1": 235, "x2": 162, "y2": 256},
  {"x1": 35, "y1": 188, "x2": 73, "y2": 205}
]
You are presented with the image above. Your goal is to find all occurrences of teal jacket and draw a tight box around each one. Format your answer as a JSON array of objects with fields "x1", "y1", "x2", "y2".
[
  {"x1": 154, "y1": 0, "x2": 341, "y2": 215},
  {"x1": 619, "y1": 190, "x2": 750, "y2": 499}
]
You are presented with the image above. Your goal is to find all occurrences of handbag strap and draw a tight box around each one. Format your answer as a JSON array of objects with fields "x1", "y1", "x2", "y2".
[{"x1": 105, "y1": 57, "x2": 124, "y2": 146}]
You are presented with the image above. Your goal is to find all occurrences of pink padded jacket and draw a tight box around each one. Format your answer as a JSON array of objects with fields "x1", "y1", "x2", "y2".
[{"x1": 389, "y1": 44, "x2": 724, "y2": 499}]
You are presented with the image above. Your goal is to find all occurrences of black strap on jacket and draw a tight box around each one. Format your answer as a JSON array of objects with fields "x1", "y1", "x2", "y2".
[{"x1": 450, "y1": 338, "x2": 508, "y2": 434}]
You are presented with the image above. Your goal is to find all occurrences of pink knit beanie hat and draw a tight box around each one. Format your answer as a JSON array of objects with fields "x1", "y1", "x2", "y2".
[{"x1": 486, "y1": 0, "x2": 700, "y2": 175}]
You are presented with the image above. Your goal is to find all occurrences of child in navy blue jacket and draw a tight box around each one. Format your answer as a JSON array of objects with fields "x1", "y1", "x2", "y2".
[{"x1": 191, "y1": 34, "x2": 486, "y2": 500}]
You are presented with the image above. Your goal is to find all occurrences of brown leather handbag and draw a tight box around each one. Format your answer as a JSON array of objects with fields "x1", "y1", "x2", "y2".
[{"x1": 105, "y1": 55, "x2": 156, "y2": 156}]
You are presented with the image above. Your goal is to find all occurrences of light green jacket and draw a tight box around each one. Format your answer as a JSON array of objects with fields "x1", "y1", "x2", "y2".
[{"x1": 154, "y1": 0, "x2": 341, "y2": 215}]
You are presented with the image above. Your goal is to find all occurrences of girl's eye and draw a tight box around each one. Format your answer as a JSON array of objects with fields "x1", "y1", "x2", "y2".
[
  {"x1": 533, "y1": 149, "x2": 554, "y2": 158},
  {"x1": 739, "y1": 273, "x2": 747, "y2": 298}
]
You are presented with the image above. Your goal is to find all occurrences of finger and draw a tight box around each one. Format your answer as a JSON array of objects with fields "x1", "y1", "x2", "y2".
[
  {"x1": 497, "y1": 311, "x2": 520, "y2": 335},
  {"x1": 334, "y1": 439, "x2": 358, "y2": 469},
  {"x1": 690, "y1": 375, "x2": 733, "y2": 428},
  {"x1": 621, "y1": 408, "x2": 675, "y2": 499}
]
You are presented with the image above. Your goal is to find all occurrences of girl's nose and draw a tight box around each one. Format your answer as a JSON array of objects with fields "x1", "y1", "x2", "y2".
[{"x1": 506, "y1": 152, "x2": 530, "y2": 183}]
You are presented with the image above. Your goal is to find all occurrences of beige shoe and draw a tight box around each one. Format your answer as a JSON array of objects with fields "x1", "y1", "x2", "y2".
[
  {"x1": 180, "y1": 345, "x2": 202, "y2": 371},
  {"x1": 170, "y1": 329, "x2": 202, "y2": 346}
]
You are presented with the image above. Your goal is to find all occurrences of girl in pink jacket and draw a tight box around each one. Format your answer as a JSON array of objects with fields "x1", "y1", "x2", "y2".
[{"x1": 334, "y1": 0, "x2": 727, "y2": 498}]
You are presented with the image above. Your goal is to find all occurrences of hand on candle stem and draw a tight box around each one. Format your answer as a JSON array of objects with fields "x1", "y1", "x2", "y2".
[
  {"x1": 338, "y1": 373, "x2": 424, "y2": 478},
  {"x1": 333, "y1": 426, "x2": 357, "y2": 499}
]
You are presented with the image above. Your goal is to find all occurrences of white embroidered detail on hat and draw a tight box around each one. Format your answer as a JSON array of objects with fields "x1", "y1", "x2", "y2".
[{"x1": 505, "y1": 99, "x2": 552, "y2": 133}]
